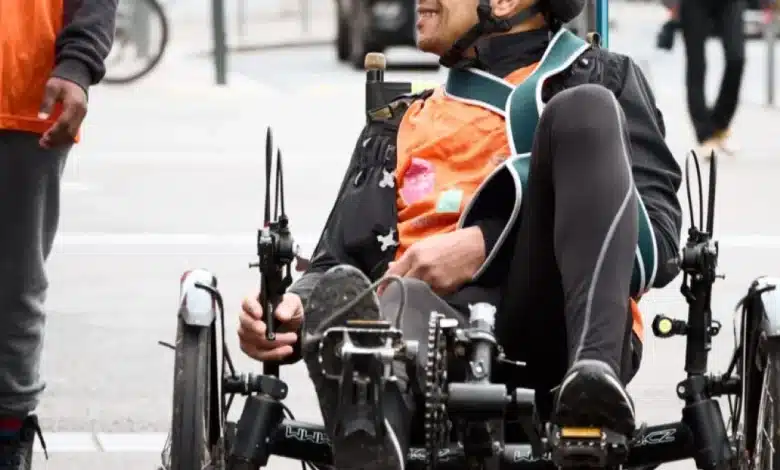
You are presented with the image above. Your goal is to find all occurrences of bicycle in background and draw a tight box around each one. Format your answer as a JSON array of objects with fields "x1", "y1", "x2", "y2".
[{"x1": 104, "y1": 0, "x2": 170, "y2": 85}]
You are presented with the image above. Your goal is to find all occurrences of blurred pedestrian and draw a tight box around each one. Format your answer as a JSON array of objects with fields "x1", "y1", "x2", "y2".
[
  {"x1": 679, "y1": 0, "x2": 746, "y2": 156},
  {"x1": 0, "y1": 1, "x2": 117, "y2": 468}
]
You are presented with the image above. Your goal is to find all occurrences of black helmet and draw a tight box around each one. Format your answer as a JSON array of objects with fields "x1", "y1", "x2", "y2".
[{"x1": 439, "y1": 0, "x2": 585, "y2": 67}]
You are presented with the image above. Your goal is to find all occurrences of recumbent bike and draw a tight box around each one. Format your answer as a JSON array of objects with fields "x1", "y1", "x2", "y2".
[{"x1": 161, "y1": 54, "x2": 780, "y2": 470}]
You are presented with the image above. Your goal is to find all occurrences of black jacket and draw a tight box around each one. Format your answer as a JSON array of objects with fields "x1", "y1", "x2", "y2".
[
  {"x1": 289, "y1": 30, "x2": 683, "y2": 314},
  {"x1": 56, "y1": 0, "x2": 118, "y2": 91}
]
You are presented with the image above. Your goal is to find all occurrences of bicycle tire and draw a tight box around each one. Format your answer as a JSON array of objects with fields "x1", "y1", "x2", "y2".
[
  {"x1": 752, "y1": 350, "x2": 780, "y2": 470},
  {"x1": 169, "y1": 317, "x2": 220, "y2": 470},
  {"x1": 103, "y1": 0, "x2": 169, "y2": 85}
]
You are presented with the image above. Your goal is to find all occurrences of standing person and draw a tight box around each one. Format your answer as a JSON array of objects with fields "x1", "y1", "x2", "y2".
[
  {"x1": 679, "y1": 0, "x2": 746, "y2": 155},
  {"x1": 0, "y1": 1, "x2": 117, "y2": 468}
]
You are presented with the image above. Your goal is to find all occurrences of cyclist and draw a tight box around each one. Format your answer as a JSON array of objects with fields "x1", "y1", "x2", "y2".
[
  {"x1": 238, "y1": 0, "x2": 683, "y2": 469},
  {"x1": 0, "y1": 0, "x2": 117, "y2": 469}
]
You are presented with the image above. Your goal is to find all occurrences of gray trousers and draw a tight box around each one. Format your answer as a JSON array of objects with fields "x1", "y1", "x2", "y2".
[{"x1": 0, "y1": 130, "x2": 70, "y2": 416}]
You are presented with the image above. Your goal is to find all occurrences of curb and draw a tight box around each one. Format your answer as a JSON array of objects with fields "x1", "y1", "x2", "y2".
[
  {"x1": 193, "y1": 36, "x2": 334, "y2": 58},
  {"x1": 228, "y1": 36, "x2": 334, "y2": 53}
]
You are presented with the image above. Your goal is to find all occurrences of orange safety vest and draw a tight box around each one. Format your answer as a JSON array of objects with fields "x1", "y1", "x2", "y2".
[
  {"x1": 395, "y1": 64, "x2": 538, "y2": 258},
  {"x1": 394, "y1": 29, "x2": 645, "y2": 342},
  {"x1": 0, "y1": 0, "x2": 67, "y2": 134}
]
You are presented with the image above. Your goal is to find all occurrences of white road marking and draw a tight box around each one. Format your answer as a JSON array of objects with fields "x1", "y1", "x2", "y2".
[
  {"x1": 96, "y1": 433, "x2": 168, "y2": 453},
  {"x1": 51, "y1": 232, "x2": 321, "y2": 256},
  {"x1": 33, "y1": 432, "x2": 167, "y2": 453},
  {"x1": 33, "y1": 432, "x2": 98, "y2": 453},
  {"x1": 52, "y1": 232, "x2": 780, "y2": 249},
  {"x1": 61, "y1": 182, "x2": 91, "y2": 192},
  {"x1": 719, "y1": 235, "x2": 780, "y2": 248},
  {"x1": 54, "y1": 232, "x2": 320, "y2": 247}
]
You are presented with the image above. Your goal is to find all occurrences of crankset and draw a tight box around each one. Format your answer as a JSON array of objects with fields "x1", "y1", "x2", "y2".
[
  {"x1": 424, "y1": 312, "x2": 451, "y2": 470},
  {"x1": 317, "y1": 319, "x2": 411, "y2": 380},
  {"x1": 322, "y1": 318, "x2": 420, "y2": 439}
]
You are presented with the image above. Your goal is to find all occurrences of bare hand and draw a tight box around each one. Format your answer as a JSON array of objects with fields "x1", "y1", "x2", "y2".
[
  {"x1": 383, "y1": 226, "x2": 486, "y2": 295},
  {"x1": 238, "y1": 292, "x2": 304, "y2": 361},
  {"x1": 38, "y1": 77, "x2": 87, "y2": 149}
]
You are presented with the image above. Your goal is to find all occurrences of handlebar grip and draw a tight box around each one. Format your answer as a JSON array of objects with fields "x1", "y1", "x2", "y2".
[
  {"x1": 258, "y1": 290, "x2": 284, "y2": 341},
  {"x1": 259, "y1": 292, "x2": 283, "y2": 375}
]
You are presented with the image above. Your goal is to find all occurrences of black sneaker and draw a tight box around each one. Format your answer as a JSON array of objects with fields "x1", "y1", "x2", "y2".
[
  {"x1": 552, "y1": 359, "x2": 636, "y2": 437},
  {"x1": 0, "y1": 415, "x2": 47, "y2": 470},
  {"x1": 302, "y1": 264, "x2": 407, "y2": 470}
]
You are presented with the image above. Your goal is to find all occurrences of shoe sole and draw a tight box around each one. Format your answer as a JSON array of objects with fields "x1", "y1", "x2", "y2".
[
  {"x1": 303, "y1": 265, "x2": 380, "y2": 334},
  {"x1": 554, "y1": 369, "x2": 636, "y2": 437},
  {"x1": 302, "y1": 265, "x2": 404, "y2": 470}
]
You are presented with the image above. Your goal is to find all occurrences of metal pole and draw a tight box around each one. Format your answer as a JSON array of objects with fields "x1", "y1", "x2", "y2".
[
  {"x1": 237, "y1": 0, "x2": 247, "y2": 42},
  {"x1": 596, "y1": 0, "x2": 609, "y2": 48},
  {"x1": 211, "y1": 0, "x2": 228, "y2": 85},
  {"x1": 300, "y1": 0, "x2": 311, "y2": 34},
  {"x1": 766, "y1": 2, "x2": 776, "y2": 106}
]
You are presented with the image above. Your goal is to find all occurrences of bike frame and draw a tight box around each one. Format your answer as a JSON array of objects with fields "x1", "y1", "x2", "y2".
[
  {"x1": 250, "y1": 277, "x2": 727, "y2": 470},
  {"x1": 264, "y1": 419, "x2": 694, "y2": 470}
]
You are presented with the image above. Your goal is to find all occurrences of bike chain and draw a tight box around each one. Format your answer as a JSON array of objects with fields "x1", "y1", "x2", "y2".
[{"x1": 424, "y1": 312, "x2": 449, "y2": 470}]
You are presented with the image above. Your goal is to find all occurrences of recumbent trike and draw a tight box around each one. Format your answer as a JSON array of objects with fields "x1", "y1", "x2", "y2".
[{"x1": 159, "y1": 45, "x2": 780, "y2": 470}]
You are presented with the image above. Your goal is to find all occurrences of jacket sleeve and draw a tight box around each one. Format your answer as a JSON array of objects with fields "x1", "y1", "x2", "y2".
[
  {"x1": 615, "y1": 56, "x2": 683, "y2": 288},
  {"x1": 54, "y1": 0, "x2": 119, "y2": 91},
  {"x1": 287, "y1": 126, "x2": 369, "y2": 308},
  {"x1": 475, "y1": 218, "x2": 504, "y2": 261}
]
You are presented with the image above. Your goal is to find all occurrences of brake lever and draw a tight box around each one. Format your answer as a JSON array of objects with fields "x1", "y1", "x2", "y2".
[{"x1": 248, "y1": 127, "x2": 296, "y2": 378}]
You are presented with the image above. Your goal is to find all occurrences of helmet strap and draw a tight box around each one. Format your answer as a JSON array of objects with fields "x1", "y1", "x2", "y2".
[{"x1": 439, "y1": 0, "x2": 543, "y2": 68}]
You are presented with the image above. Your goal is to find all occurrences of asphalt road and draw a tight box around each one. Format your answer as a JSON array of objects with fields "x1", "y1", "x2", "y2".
[{"x1": 30, "y1": 5, "x2": 780, "y2": 468}]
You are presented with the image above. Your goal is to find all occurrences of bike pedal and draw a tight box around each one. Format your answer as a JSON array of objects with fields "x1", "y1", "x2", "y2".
[
  {"x1": 549, "y1": 426, "x2": 629, "y2": 469},
  {"x1": 320, "y1": 322, "x2": 405, "y2": 380}
]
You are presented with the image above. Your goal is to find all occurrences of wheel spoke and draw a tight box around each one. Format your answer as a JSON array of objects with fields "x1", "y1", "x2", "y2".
[{"x1": 755, "y1": 355, "x2": 777, "y2": 470}]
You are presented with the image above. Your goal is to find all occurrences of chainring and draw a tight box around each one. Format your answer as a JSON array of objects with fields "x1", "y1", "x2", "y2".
[{"x1": 424, "y1": 312, "x2": 449, "y2": 470}]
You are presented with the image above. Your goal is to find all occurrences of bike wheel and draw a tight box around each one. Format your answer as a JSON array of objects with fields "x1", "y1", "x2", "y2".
[
  {"x1": 753, "y1": 350, "x2": 780, "y2": 470},
  {"x1": 103, "y1": 0, "x2": 169, "y2": 85},
  {"x1": 167, "y1": 317, "x2": 221, "y2": 470}
]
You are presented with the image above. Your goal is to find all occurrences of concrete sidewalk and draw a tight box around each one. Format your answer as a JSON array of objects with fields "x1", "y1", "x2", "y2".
[{"x1": 163, "y1": 0, "x2": 335, "y2": 56}]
